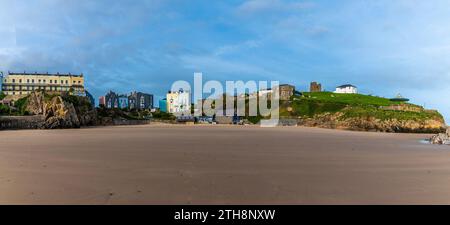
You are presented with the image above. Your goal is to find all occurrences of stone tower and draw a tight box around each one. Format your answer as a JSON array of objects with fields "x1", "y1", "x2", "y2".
[{"x1": 310, "y1": 82, "x2": 322, "y2": 92}]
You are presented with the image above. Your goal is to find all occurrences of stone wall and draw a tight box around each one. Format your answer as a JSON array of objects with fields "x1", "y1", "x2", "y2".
[
  {"x1": 278, "y1": 119, "x2": 298, "y2": 126},
  {"x1": 0, "y1": 115, "x2": 153, "y2": 130},
  {"x1": 380, "y1": 104, "x2": 424, "y2": 112},
  {"x1": 112, "y1": 119, "x2": 151, "y2": 126},
  {"x1": 97, "y1": 117, "x2": 152, "y2": 126},
  {"x1": 0, "y1": 116, "x2": 45, "y2": 130},
  {"x1": 215, "y1": 116, "x2": 233, "y2": 124}
]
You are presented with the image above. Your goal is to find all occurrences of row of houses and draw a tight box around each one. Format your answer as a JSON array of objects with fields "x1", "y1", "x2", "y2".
[
  {"x1": 234, "y1": 83, "x2": 358, "y2": 102},
  {"x1": 157, "y1": 84, "x2": 297, "y2": 116},
  {"x1": 154, "y1": 82, "x2": 356, "y2": 117},
  {"x1": 99, "y1": 91, "x2": 154, "y2": 110},
  {"x1": 1, "y1": 70, "x2": 359, "y2": 114}
]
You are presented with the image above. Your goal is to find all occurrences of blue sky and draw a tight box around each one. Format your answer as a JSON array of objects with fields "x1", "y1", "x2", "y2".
[{"x1": 1, "y1": 0, "x2": 449, "y2": 123}]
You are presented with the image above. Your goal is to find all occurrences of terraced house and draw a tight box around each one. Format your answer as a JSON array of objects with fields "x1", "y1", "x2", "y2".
[{"x1": 1, "y1": 71, "x2": 85, "y2": 99}]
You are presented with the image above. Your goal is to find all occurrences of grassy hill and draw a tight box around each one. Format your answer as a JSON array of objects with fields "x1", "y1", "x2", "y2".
[
  {"x1": 281, "y1": 92, "x2": 444, "y2": 122},
  {"x1": 275, "y1": 92, "x2": 445, "y2": 133}
]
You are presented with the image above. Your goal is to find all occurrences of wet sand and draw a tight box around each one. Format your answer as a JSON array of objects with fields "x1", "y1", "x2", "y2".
[{"x1": 0, "y1": 124, "x2": 449, "y2": 204}]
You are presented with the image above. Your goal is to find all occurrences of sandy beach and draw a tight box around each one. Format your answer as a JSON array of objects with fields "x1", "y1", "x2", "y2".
[{"x1": 0, "y1": 124, "x2": 450, "y2": 204}]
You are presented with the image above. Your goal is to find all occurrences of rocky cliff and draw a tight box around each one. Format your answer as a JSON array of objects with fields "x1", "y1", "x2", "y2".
[
  {"x1": 296, "y1": 112, "x2": 446, "y2": 133},
  {"x1": 25, "y1": 91, "x2": 97, "y2": 129}
]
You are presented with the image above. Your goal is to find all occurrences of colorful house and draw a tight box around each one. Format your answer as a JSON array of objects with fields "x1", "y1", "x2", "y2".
[
  {"x1": 159, "y1": 98, "x2": 167, "y2": 112},
  {"x1": 167, "y1": 89, "x2": 191, "y2": 115}
]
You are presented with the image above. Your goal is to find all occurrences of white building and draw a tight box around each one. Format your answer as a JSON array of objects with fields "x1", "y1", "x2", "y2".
[
  {"x1": 258, "y1": 89, "x2": 273, "y2": 97},
  {"x1": 167, "y1": 89, "x2": 191, "y2": 115},
  {"x1": 334, "y1": 84, "x2": 358, "y2": 94}
]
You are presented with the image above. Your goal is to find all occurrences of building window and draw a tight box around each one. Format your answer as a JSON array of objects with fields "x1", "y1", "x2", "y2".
[
  {"x1": 32, "y1": 79, "x2": 34, "y2": 83},
  {"x1": 140, "y1": 96, "x2": 145, "y2": 108},
  {"x1": 38, "y1": 79, "x2": 41, "y2": 83},
  {"x1": 12, "y1": 79, "x2": 15, "y2": 83},
  {"x1": 19, "y1": 79, "x2": 22, "y2": 83},
  {"x1": 50, "y1": 80, "x2": 52, "y2": 84},
  {"x1": 54, "y1": 80, "x2": 57, "y2": 84},
  {"x1": 43, "y1": 79, "x2": 46, "y2": 83}
]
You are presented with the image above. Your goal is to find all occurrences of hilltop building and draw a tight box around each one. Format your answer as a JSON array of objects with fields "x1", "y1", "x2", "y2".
[
  {"x1": 258, "y1": 88, "x2": 273, "y2": 98},
  {"x1": 335, "y1": 84, "x2": 358, "y2": 94},
  {"x1": 167, "y1": 89, "x2": 191, "y2": 114},
  {"x1": 310, "y1": 82, "x2": 322, "y2": 92},
  {"x1": 1, "y1": 71, "x2": 85, "y2": 99},
  {"x1": 275, "y1": 84, "x2": 295, "y2": 100}
]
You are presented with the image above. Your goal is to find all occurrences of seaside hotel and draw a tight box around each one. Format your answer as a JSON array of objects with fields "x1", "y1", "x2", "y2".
[{"x1": 1, "y1": 71, "x2": 85, "y2": 99}]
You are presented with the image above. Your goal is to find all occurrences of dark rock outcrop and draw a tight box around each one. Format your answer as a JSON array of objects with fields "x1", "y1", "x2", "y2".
[
  {"x1": 430, "y1": 128, "x2": 450, "y2": 145},
  {"x1": 78, "y1": 109, "x2": 97, "y2": 126},
  {"x1": 295, "y1": 112, "x2": 446, "y2": 133}
]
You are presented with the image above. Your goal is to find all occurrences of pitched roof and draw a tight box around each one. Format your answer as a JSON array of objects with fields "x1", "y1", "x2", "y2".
[
  {"x1": 337, "y1": 84, "x2": 357, "y2": 88},
  {"x1": 7, "y1": 71, "x2": 83, "y2": 77}
]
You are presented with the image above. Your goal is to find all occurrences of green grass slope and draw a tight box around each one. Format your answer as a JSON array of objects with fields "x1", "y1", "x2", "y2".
[{"x1": 281, "y1": 92, "x2": 444, "y2": 123}]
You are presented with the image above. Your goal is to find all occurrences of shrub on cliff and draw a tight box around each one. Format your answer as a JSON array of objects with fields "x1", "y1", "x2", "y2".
[
  {"x1": 152, "y1": 111, "x2": 175, "y2": 120},
  {"x1": 14, "y1": 96, "x2": 30, "y2": 116},
  {"x1": 0, "y1": 104, "x2": 10, "y2": 115},
  {"x1": 96, "y1": 106, "x2": 141, "y2": 121}
]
